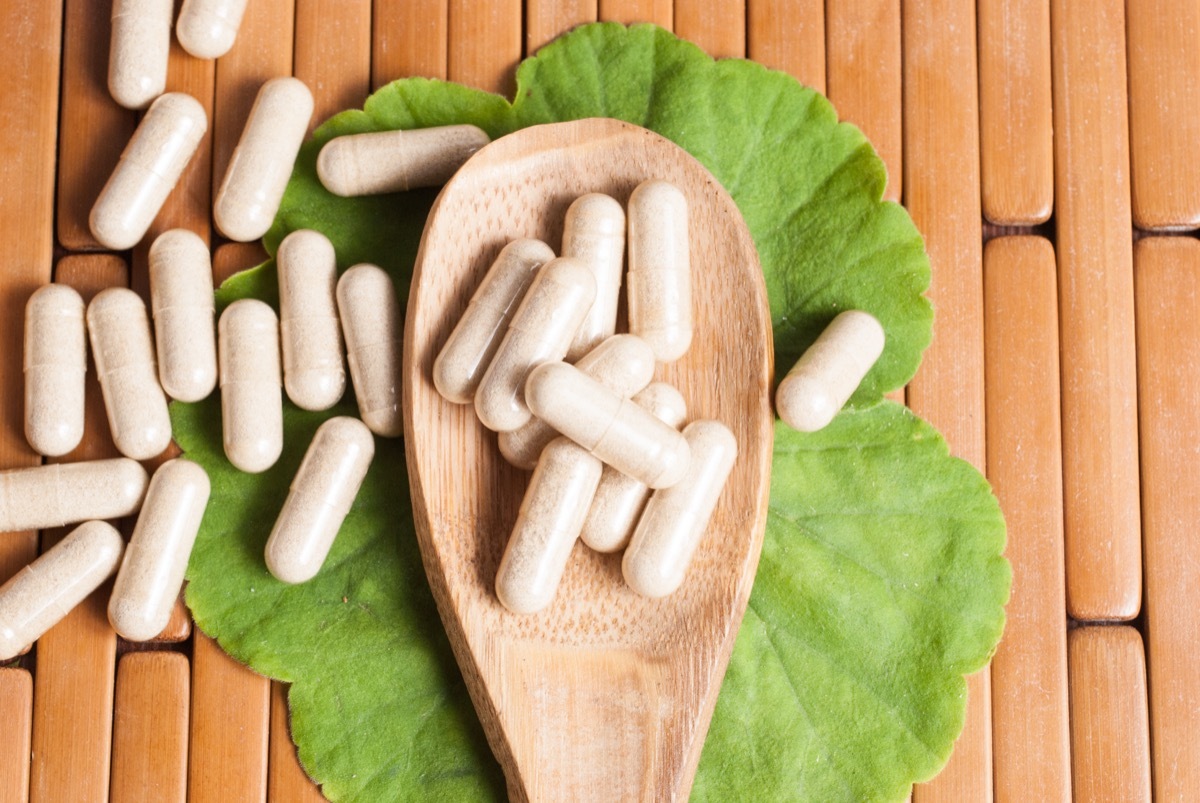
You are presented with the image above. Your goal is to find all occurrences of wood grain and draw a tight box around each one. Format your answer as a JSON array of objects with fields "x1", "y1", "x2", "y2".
[
  {"x1": 28, "y1": 254, "x2": 127, "y2": 803},
  {"x1": 902, "y1": 2, "x2": 990, "y2": 800},
  {"x1": 403, "y1": 119, "x2": 772, "y2": 802},
  {"x1": 674, "y1": 0, "x2": 746, "y2": 58},
  {"x1": 977, "y1": 0, "x2": 1053, "y2": 225},
  {"x1": 295, "y1": 0, "x2": 372, "y2": 134},
  {"x1": 213, "y1": 242, "x2": 269, "y2": 285},
  {"x1": 448, "y1": 0, "x2": 522, "y2": 94},
  {"x1": 0, "y1": 668, "x2": 32, "y2": 803},
  {"x1": 598, "y1": 0, "x2": 671, "y2": 26},
  {"x1": 1134, "y1": 236, "x2": 1200, "y2": 800},
  {"x1": 526, "y1": 0, "x2": 598, "y2": 55},
  {"x1": 210, "y1": 0, "x2": 296, "y2": 201},
  {"x1": 110, "y1": 652, "x2": 189, "y2": 803},
  {"x1": 268, "y1": 682, "x2": 325, "y2": 802},
  {"x1": 1068, "y1": 626, "x2": 1152, "y2": 802},
  {"x1": 188, "y1": 632, "x2": 270, "y2": 803},
  {"x1": 372, "y1": 0, "x2": 447, "y2": 87},
  {"x1": 55, "y1": 0, "x2": 137, "y2": 250},
  {"x1": 1051, "y1": 0, "x2": 1141, "y2": 622},
  {"x1": 984, "y1": 237, "x2": 1070, "y2": 802},
  {"x1": 747, "y1": 0, "x2": 825, "y2": 92},
  {"x1": 1126, "y1": 0, "x2": 1200, "y2": 230},
  {"x1": 825, "y1": 0, "x2": 902, "y2": 202}
]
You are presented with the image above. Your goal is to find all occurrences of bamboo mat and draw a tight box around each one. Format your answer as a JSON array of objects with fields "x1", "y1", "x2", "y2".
[{"x1": 0, "y1": 1, "x2": 1193, "y2": 800}]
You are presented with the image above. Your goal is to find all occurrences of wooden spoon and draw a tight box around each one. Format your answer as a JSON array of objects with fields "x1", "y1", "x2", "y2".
[{"x1": 403, "y1": 118, "x2": 773, "y2": 802}]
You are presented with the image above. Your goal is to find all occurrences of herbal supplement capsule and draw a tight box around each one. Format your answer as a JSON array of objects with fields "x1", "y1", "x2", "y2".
[
  {"x1": 776, "y1": 310, "x2": 886, "y2": 433},
  {"x1": 90, "y1": 92, "x2": 208, "y2": 250},
  {"x1": 433, "y1": 239, "x2": 555, "y2": 404},
  {"x1": 219, "y1": 299, "x2": 283, "y2": 473},
  {"x1": 474, "y1": 258, "x2": 596, "y2": 432},
  {"x1": 495, "y1": 437, "x2": 602, "y2": 614},
  {"x1": 24, "y1": 285, "x2": 86, "y2": 457},
  {"x1": 108, "y1": 0, "x2": 171, "y2": 110},
  {"x1": 214, "y1": 78, "x2": 314, "y2": 242},
  {"x1": 581, "y1": 383, "x2": 687, "y2": 553},
  {"x1": 336, "y1": 264, "x2": 403, "y2": 437},
  {"x1": 87, "y1": 288, "x2": 173, "y2": 460},
  {"x1": 108, "y1": 459, "x2": 210, "y2": 641},
  {"x1": 498, "y1": 334, "x2": 655, "y2": 470},
  {"x1": 149, "y1": 229, "x2": 217, "y2": 402},
  {"x1": 563, "y1": 194, "x2": 625, "y2": 361},
  {"x1": 0, "y1": 521, "x2": 125, "y2": 661},
  {"x1": 316, "y1": 125, "x2": 491, "y2": 196},
  {"x1": 176, "y1": 0, "x2": 248, "y2": 59},
  {"x1": 627, "y1": 179, "x2": 693, "y2": 362},
  {"x1": 524, "y1": 361, "x2": 691, "y2": 489},
  {"x1": 622, "y1": 420, "x2": 738, "y2": 598},
  {"x1": 264, "y1": 417, "x2": 375, "y2": 584},
  {"x1": 0, "y1": 459, "x2": 149, "y2": 534},
  {"x1": 278, "y1": 230, "x2": 345, "y2": 411}
]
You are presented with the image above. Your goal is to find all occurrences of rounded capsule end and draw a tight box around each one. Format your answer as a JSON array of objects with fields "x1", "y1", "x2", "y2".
[
  {"x1": 176, "y1": 9, "x2": 239, "y2": 59},
  {"x1": 25, "y1": 419, "x2": 85, "y2": 459},
  {"x1": 316, "y1": 139, "x2": 355, "y2": 197},
  {"x1": 360, "y1": 408, "x2": 403, "y2": 439},
  {"x1": 225, "y1": 434, "x2": 283, "y2": 474},
  {"x1": 108, "y1": 597, "x2": 170, "y2": 643},
  {"x1": 622, "y1": 547, "x2": 678, "y2": 599},
  {"x1": 263, "y1": 547, "x2": 320, "y2": 585},
  {"x1": 776, "y1": 374, "x2": 839, "y2": 433},
  {"x1": 285, "y1": 370, "x2": 346, "y2": 411},
  {"x1": 522, "y1": 361, "x2": 577, "y2": 424},
  {"x1": 162, "y1": 363, "x2": 218, "y2": 403},
  {"x1": 646, "y1": 433, "x2": 692, "y2": 490}
]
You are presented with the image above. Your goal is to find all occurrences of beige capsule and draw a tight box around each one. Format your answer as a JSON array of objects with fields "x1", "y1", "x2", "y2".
[
  {"x1": 149, "y1": 229, "x2": 217, "y2": 402},
  {"x1": 108, "y1": 459, "x2": 210, "y2": 641},
  {"x1": 316, "y1": 125, "x2": 491, "y2": 196},
  {"x1": 215, "y1": 78, "x2": 315, "y2": 242},
  {"x1": 219, "y1": 299, "x2": 283, "y2": 473},
  {"x1": 0, "y1": 458, "x2": 149, "y2": 534},
  {"x1": 524, "y1": 361, "x2": 691, "y2": 489},
  {"x1": 336, "y1": 264, "x2": 403, "y2": 437},
  {"x1": 622, "y1": 420, "x2": 738, "y2": 598},
  {"x1": 176, "y1": 0, "x2": 248, "y2": 59},
  {"x1": 264, "y1": 417, "x2": 375, "y2": 584},
  {"x1": 474, "y1": 258, "x2": 596, "y2": 433},
  {"x1": 277, "y1": 230, "x2": 345, "y2": 411},
  {"x1": 563, "y1": 194, "x2": 625, "y2": 361},
  {"x1": 433, "y1": 239, "x2": 555, "y2": 405},
  {"x1": 495, "y1": 437, "x2": 602, "y2": 615},
  {"x1": 581, "y1": 383, "x2": 687, "y2": 554},
  {"x1": 90, "y1": 92, "x2": 208, "y2": 250},
  {"x1": 24, "y1": 285, "x2": 86, "y2": 457},
  {"x1": 776, "y1": 310, "x2": 886, "y2": 433},
  {"x1": 108, "y1": 0, "x2": 172, "y2": 110},
  {"x1": 627, "y1": 179, "x2": 693, "y2": 362},
  {"x1": 87, "y1": 288, "x2": 173, "y2": 460},
  {"x1": 0, "y1": 521, "x2": 125, "y2": 661},
  {"x1": 498, "y1": 333, "x2": 655, "y2": 470}
]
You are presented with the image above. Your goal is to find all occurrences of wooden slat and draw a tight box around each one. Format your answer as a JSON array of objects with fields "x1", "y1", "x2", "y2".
[
  {"x1": 189, "y1": 632, "x2": 270, "y2": 803},
  {"x1": 1050, "y1": 0, "x2": 1140, "y2": 622},
  {"x1": 526, "y1": 0, "x2": 598, "y2": 55},
  {"x1": 210, "y1": 0, "x2": 296, "y2": 201},
  {"x1": 154, "y1": 597, "x2": 192, "y2": 643},
  {"x1": 295, "y1": 0, "x2": 372, "y2": 134},
  {"x1": 1126, "y1": 0, "x2": 1200, "y2": 230},
  {"x1": 111, "y1": 652, "x2": 189, "y2": 803},
  {"x1": 674, "y1": 0, "x2": 746, "y2": 58},
  {"x1": 747, "y1": 0, "x2": 825, "y2": 93},
  {"x1": 984, "y1": 237, "x2": 1070, "y2": 802},
  {"x1": 978, "y1": 0, "x2": 1053, "y2": 225},
  {"x1": 825, "y1": 0, "x2": 901, "y2": 202},
  {"x1": 268, "y1": 682, "x2": 325, "y2": 802},
  {"x1": 1134, "y1": 236, "x2": 1200, "y2": 800},
  {"x1": 597, "y1": 0, "x2": 671, "y2": 26},
  {"x1": 902, "y1": 2, "x2": 990, "y2": 800},
  {"x1": 130, "y1": 33, "x2": 216, "y2": 300},
  {"x1": 373, "y1": 0, "x2": 447, "y2": 87},
  {"x1": 28, "y1": 254, "x2": 127, "y2": 803},
  {"x1": 56, "y1": 0, "x2": 137, "y2": 250},
  {"x1": 213, "y1": 242, "x2": 270, "y2": 286},
  {"x1": 447, "y1": 0, "x2": 522, "y2": 94},
  {"x1": 0, "y1": 668, "x2": 32, "y2": 803},
  {"x1": 1068, "y1": 626, "x2": 1152, "y2": 802}
]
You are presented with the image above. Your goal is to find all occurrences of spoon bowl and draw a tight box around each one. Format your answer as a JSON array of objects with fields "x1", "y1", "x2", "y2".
[{"x1": 403, "y1": 118, "x2": 773, "y2": 802}]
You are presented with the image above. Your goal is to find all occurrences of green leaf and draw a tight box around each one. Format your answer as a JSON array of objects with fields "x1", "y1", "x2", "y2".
[{"x1": 178, "y1": 22, "x2": 1006, "y2": 802}]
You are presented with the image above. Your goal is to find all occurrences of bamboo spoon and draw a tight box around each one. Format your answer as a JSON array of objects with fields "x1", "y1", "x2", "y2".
[{"x1": 403, "y1": 118, "x2": 773, "y2": 802}]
